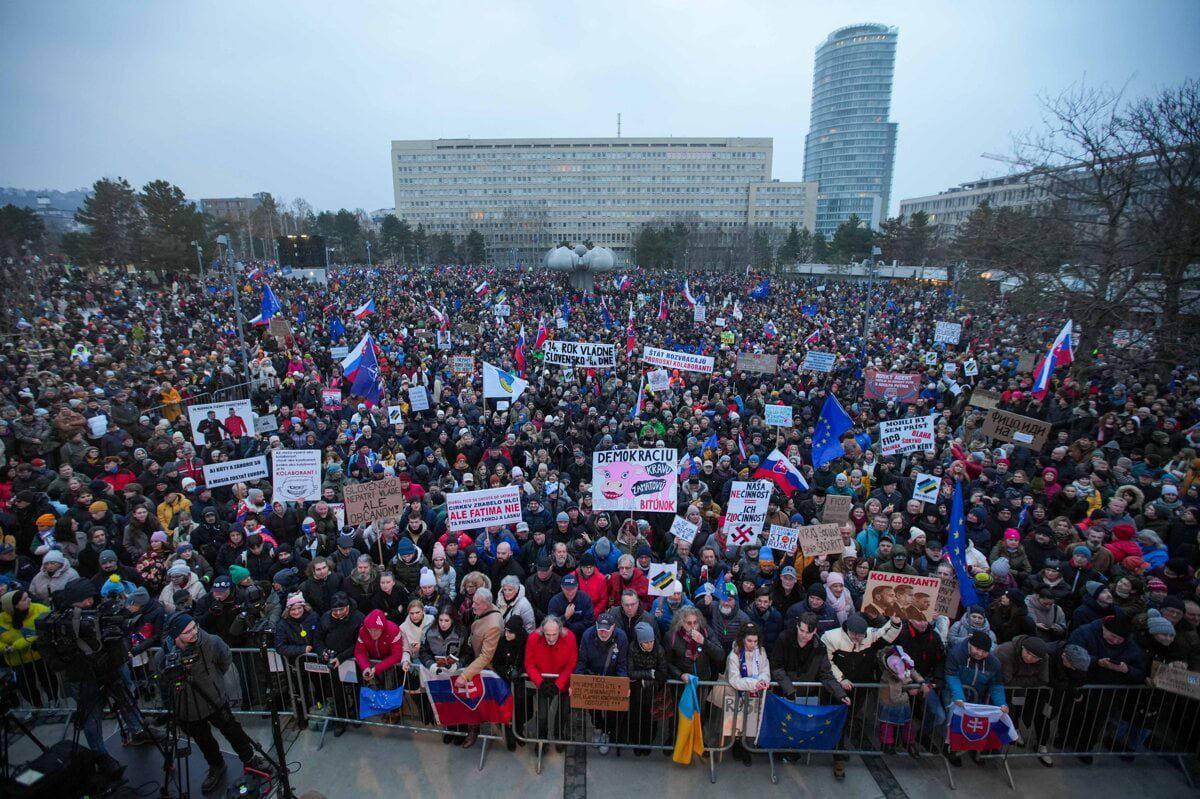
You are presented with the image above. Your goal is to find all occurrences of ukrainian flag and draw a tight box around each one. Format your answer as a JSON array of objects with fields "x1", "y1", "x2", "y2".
[{"x1": 672, "y1": 676, "x2": 705, "y2": 764}]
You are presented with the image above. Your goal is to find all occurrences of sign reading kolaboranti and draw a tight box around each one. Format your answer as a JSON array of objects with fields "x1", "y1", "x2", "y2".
[
  {"x1": 543, "y1": 340, "x2": 617, "y2": 368},
  {"x1": 202, "y1": 456, "x2": 268, "y2": 489},
  {"x1": 445, "y1": 485, "x2": 524, "y2": 532},
  {"x1": 861, "y1": 571, "x2": 943, "y2": 622},
  {"x1": 271, "y1": 449, "x2": 322, "y2": 502},
  {"x1": 641, "y1": 346, "x2": 714, "y2": 374},
  {"x1": 591, "y1": 448, "x2": 678, "y2": 512},
  {"x1": 879, "y1": 415, "x2": 936, "y2": 455}
]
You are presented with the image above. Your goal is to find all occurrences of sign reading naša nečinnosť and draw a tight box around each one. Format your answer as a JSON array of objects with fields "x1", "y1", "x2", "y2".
[
  {"x1": 641, "y1": 346, "x2": 714, "y2": 374},
  {"x1": 543, "y1": 340, "x2": 617, "y2": 368}
]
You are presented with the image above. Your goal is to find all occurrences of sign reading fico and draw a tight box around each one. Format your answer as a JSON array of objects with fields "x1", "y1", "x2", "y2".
[{"x1": 879, "y1": 415, "x2": 936, "y2": 455}]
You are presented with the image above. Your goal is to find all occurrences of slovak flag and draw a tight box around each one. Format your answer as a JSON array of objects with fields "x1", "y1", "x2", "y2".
[
  {"x1": 1031, "y1": 320, "x2": 1075, "y2": 400},
  {"x1": 625, "y1": 303, "x2": 637, "y2": 357},
  {"x1": 426, "y1": 670, "x2": 513, "y2": 726},
  {"x1": 754, "y1": 448, "x2": 809, "y2": 496},
  {"x1": 947, "y1": 703, "x2": 1019, "y2": 752},
  {"x1": 513, "y1": 325, "x2": 527, "y2": 378},
  {"x1": 678, "y1": 453, "x2": 699, "y2": 479},
  {"x1": 681, "y1": 279, "x2": 697, "y2": 308},
  {"x1": 353, "y1": 298, "x2": 376, "y2": 319},
  {"x1": 534, "y1": 316, "x2": 549, "y2": 350},
  {"x1": 763, "y1": 320, "x2": 778, "y2": 340},
  {"x1": 428, "y1": 304, "x2": 449, "y2": 330},
  {"x1": 474, "y1": 280, "x2": 490, "y2": 298},
  {"x1": 657, "y1": 291, "x2": 668, "y2": 321},
  {"x1": 803, "y1": 328, "x2": 821, "y2": 347},
  {"x1": 247, "y1": 266, "x2": 262, "y2": 281},
  {"x1": 631, "y1": 374, "x2": 646, "y2": 420},
  {"x1": 340, "y1": 332, "x2": 376, "y2": 381},
  {"x1": 613, "y1": 274, "x2": 632, "y2": 291}
]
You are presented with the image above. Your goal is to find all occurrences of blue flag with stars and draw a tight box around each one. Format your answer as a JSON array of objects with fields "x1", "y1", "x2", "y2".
[
  {"x1": 811, "y1": 394, "x2": 853, "y2": 468},
  {"x1": 756, "y1": 693, "x2": 848, "y2": 750}
]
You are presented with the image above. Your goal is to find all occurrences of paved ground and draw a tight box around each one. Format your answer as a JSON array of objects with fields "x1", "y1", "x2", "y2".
[{"x1": 8, "y1": 716, "x2": 1197, "y2": 797}]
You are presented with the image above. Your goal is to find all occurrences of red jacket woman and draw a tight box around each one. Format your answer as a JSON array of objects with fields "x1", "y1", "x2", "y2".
[
  {"x1": 354, "y1": 609, "x2": 406, "y2": 680},
  {"x1": 524, "y1": 623, "x2": 577, "y2": 692}
]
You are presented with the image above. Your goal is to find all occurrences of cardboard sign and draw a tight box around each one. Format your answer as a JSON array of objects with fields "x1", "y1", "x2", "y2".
[
  {"x1": 269, "y1": 317, "x2": 293, "y2": 343},
  {"x1": 822, "y1": 494, "x2": 852, "y2": 524},
  {"x1": 669, "y1": 515, "x2": 699, "y2": 545},
  {"x1": 861, "y1": 571, "x2": 942, "y2": 622},
  {"x1": 321, "y1": 388, "x2": 343, "y2": 411},
  {"x1": 879, "y1": 415, "x2": 936, "y2": 456},
  {"x1": 968, "y1": 388, "x2": 1001, "y2": 410},
  {"x1": 765, "y1": 524, "x2": 799, "y2": 555},
  {"x1": 1016, "y1": 351, "x2": 1036, "y2": 373},
  {"x1": 647, "y1": 563, "x2": 679, "y2": 596},
  {"x1": 569, "y1": 674, "x2": 631, "y2": 712},
  {"x1": 387, "y1": 405, "x2": 403, "y2": 425},
  {"x1": 934, "y1": 574, "x2": 961, "y2": 619},
  {"x1": 642, "y1": 346, "x2": 714, "y2": 374},
  {"x1": 591, "y1": 448, "x2": 678, "y2": 512},
  {"x1": 646, "y1": 369, "x2": 670, "y2": 392},
  {"x1": 693, "y1": 305, "x2": 706, "y2": 323},
  {"x1": 408, "y1": 385, "x2": 430, "y2": 412},
  {"x1": 186, "y1": 399, "x2": 256, "y2": 446},
  {"x1": 934, "y1": 321, "x2": 962, "y2": 345},
  {"x1": 735, "y1": 352, "x2": 779, "y2": 374},
  {"x1": 923, "y1": 351, "x2": 938, "y2": 366},
  {"x1": 1151, "y1": 663, "x2": 1200, "y2": 701},
  {"x1": 445, "y1": 485, "x2": 523, "y2": 532},
  {"x1": 981, "y1": 408, "x2": 1051, "y2": 450},
  {"x1": 343, "y1": 478, "x2": 406, "y2": 527},
  {"x1": 764, "y1": 404, "x2": 793, "y2": 427},
  {"x1": 255, "y1": 414, "x2": 279, "y2": 434},
  {"x1": 271, "y1": 449, "x2": 322, "y2": 502},
  {"x1": 863, "y1": 370, "x2": 922, "y2": 403},
  {"x1": 722, "y1": 481, "x2": 772, "y2": 545},
  {"x1": 802, "y1": 351, "x2": 836, "y2": 373},
  {"x1": 794, "y1": 523, "x2": 844, "y2": 557},
  {"x1": 451, "y1": 355, "x2": 474, "y2": 374},
  {"x1": 202, "y1": 456, "x2": 268, "y2": 489},
  {"x1": 912, "y1": 473, "x2": 941, "y2": 504},
  {"x1": 543, "y1": 340, "x2": 617, "y2": 368}
]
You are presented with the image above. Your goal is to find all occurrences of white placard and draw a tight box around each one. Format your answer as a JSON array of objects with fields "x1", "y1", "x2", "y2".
[
  {"x1": 693, "y1": 305, "x2": 706, "y2": 323},
  {"x1": 669, "y1": 515, "x2": 699, "y2": 545},
  {"x1": 436, "y1": 329, "x2": 452, "y2": 350},
  {"x1": 187, "y1": 399, "x2": 256, "y2": 446},
  {"x1": 445, "y1": 485, "x2": 524, "y2": 532},
  {"x1": 924, "y1": 351, "x2": 938, "y2": 366},
  {"x1": 647, "y1": 563, "x2": 679, "y2": 596},
  {"x1": 641, "y1": 346, "x2": 715, "y2": 374},
  {"x1": 801, "y1": 351, "x2": 836, "y2": 372},
  {"x1": 646, "y1": 369, "x2": 670, "y2": 392},
  {"x1": 543, "y1": 340, "x2": 617, "y2": 368},
  {"x1": 934, "y1": 321, "x2": 962, "y2": 345},
  {"x1": 555, "y1": 316, "x2": 567, "y2": 329},
  {"x1": 722, "y1": 480, "x2": 772, "y2": 546},
  {"x1": 912, "y1": 473, "x2": 940, "y2": 504},
  {"x1": 765, "y1": 404, "x2": 793, "y2": 427},
  {"x1": 765, "y1": 524, "x2": 799, "y2": 555},
  {"x1": 331, "y1": 346, "x2": 350, "y2": 360},
  {"x1": 494, "y1": 304, "x2": 511, "y2": 317},
  {"x1": 255, "y1": 414, "x2": 279, "y2": 434},
  {"x1": 202, "y1": 456, "x2": 269, "y2": 489},
  {"x1": 963, "y1": 358, "x2": 978, "y2": 377},
  {"x1": 408, "y1": 385, "x2": 430, "y2": 412},
  {"x1": 714, "y1": 317, "x2": 727, "y2": 328},
  {"x1": 272, "y1": 449, "x2": 322, "y2": 502},
  {"x1": 387, "y1": 405, "x2": 403, "y2": 425},
  {"x1": 879, "y1": 415, "x2": 936, "y2": 456}
]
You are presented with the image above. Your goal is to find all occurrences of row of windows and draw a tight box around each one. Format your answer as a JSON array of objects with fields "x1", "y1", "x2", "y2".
[
  {"x1": 394, "y1": 171, "x2": 765, "y2": 186},
  {"x1": 396, "y1": 162, "x2": 767, "y2": 174},
  {"x1": 395, "y1": 150, "x2": 767, "y2": 162}
]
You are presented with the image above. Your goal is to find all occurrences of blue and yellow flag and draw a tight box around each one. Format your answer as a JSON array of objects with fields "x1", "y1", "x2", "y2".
[
  {"x1": 672, "y1": 677, "x2": 705, "y2": 764},
  {"x1": 755, "y1": 693, "x2": 848, "y2": 751}
]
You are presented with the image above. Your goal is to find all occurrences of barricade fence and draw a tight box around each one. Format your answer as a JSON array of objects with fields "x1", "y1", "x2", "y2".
[{"x1": 7, "y1": 652, "x2": 1198, "y2": 789}]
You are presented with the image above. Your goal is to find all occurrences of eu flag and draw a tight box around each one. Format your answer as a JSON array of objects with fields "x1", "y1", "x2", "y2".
[
  {"x1": 358, "y1": 685, "x2": 404, "y2": 719},
  {"x1": 811, "y1": 395, "x2": 852, "y2": 469},
  {"x1": 329, "y1": 316, "x2": 346, "y2": 341},
  {"x1": 946, "y1": 479, "x2": 981, "y2": 607},
  {"x1": 801, "y1": 303, "x2": 819, "y2": 317},
  {"x1": 260, "y1": 284, "x2": 282, "y2": 322},
  {"x1": 750, "y1": 279, "x2": 771, "y2": 300},
  {"x1": 755, "y1": 693, "x2": 848, "y2": 750}
]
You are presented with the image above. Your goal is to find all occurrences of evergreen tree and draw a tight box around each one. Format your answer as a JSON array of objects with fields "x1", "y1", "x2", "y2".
[{"x1": 75, "y1": 177, "x2": 141, "y2": 263}]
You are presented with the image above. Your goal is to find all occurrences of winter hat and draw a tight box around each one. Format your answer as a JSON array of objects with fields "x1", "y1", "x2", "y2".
[
  {"x1": 1146, "y1": 609, "x2": 1175, "y2": 637},
  {"x1": 973, "y1": 572, "x2": 995, "y2": 590},
  {"x1": 212, "y1": 575, "x2": 234, "y2": 592},
  {"x1": 556, "y1": 512, "x2": 570, "y2": 523},
  {"x1": 42, "y1": 549, "x2": 66, "y2": 566},
  {"x1": 337, "y1": 532, "x2": 356, "y2": 547},
  {"x1": 151, "y1": 531, "x2": 169, "y2": 544},
  {"x1": 89, "y1": 501, "x2": 108, "y2": 513},
  {"x1": 420, "y1": 568, "x2": 437, "y2": 588},
  {"x1": 176, "y1": 542, "x2": 194, "y2": 554},
  {"x1": 274, "y1": 567, "x2": 300, "y2": 588},
  {"x1": 1102, "y1": 614, "x2": 1133, "y2": 639},
  {"x1": 396, "y1": 538, "x2": 417, "y2": 557},
  {"x1": 1003, "y1": 528, "x2": 1020, "y2": 543},
  {"x1": 36, "y1": 513, "x2": 56, "y2": 527},
  {"x1": 100, "y1": 575, "x2": 128, "y2": 598},
  {"x1": 844, "y1": 614, "x2": 869, "y2": 635},
  {"x1": 636, "y1": 544, "x2": 654, "y2": 560},
  {"x1": 125, "y1": 586, "x2": 151, "y2": 608},
  {"x1": 167, "y1": 562, "x2": 190, "y2": 578},
  {"x1": 331, "y1": 592, "x2": 351, "y2": 610},
  {"x1": 165, "y1": 613, "x2": 194, "y2": 639},
  {"x1": 228, "y1": 565, "x2": 251, "y2": 585},
  {"x1": 1072, "y1": 545, "x2": 1092, "y2": 560},
  {"x1": 967, "y1": 631, "x2": 992, "y2": 652},
  {"x1": 1084, "y1": 580, "x2": 1105, "y2": 597},
  {"x1": 1061, "y1": 644, "x2": 1091, "y2": 671},
  {"x1": 634, "y1": 621, "x2": 656, "y2": 644},
  {"x1": 991, "y1": 558, "x2": 1011, "y2": 580},
  {"x1": 578, "y1": 552, "x2": 597, "y2": 567},
  {"x1": 1021, "y1": 636, "x2": 1048, "y2": 659},
  {"x1": 285, "y1": 592, "x2": 306, "y2": 609}
]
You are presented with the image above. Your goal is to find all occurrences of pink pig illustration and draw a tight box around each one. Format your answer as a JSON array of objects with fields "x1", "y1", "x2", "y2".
[{"x1": 599, "y1": 463, "x2": 649, "y2": 501}]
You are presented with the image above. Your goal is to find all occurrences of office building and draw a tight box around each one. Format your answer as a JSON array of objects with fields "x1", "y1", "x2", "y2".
[
  {"x1": 803, "y1": 23, "x2": 899, "y2": 236},
  {"x1": 897, "y1": 173, "x2": 1044, "y2": 233},
  {"x1": 199, "y1": 196, "x2": 262, "y2": 221},
  {"x1": 390, "y1": 137, "x2": 816, "y2": 266}
]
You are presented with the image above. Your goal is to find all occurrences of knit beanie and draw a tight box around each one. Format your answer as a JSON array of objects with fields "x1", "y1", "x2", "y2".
[{"x1": 1146, "y1": 609, "x2": 1175, "y2": 637}]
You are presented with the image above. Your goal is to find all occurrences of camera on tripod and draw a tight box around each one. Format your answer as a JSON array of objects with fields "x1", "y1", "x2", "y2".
[
  {"x1": 37, "y1": 600, "x2": 130, "y2": 664},
  {"x1": 159, "y1": 647, "x2": 200, "y2": 689}
]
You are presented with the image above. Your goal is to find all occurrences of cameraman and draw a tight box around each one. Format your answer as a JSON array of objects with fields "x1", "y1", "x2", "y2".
[
  {"x1": 36, "y1": 578, "x2": 157, "y2": 778},
  {"x1": 155, "y1": 613, "x2": 268, "y2": 792}
]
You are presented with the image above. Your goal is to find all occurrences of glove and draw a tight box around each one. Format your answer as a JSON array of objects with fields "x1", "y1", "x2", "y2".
[{"x1": 539, "y1": 681, "x2": 558, "y2": 696}]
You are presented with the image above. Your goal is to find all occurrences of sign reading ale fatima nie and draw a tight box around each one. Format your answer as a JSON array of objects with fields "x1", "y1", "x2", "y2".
[{"x1": 445, "y1": 485, "x2": 524, "y2": 532}]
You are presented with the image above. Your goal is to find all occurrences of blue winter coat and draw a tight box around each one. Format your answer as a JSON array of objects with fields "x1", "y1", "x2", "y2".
[
  {"x1": 745, "y1": 605, "x2": 784, "y2": 652},
  {"x1": 547, "y1": 590, "x2": 595, "y2": 639},
  {"x1": 575, "y1": 626, "x2": 629, "y2": 676},
  {"x1": 1067, "y1": 619, "x2": 1145, "y2": 684},
  {"x1": 944, "y1": 639, "x2": 1006, "y2": 705}
]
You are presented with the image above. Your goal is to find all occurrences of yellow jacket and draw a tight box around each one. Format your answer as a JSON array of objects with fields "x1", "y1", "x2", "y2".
[
  {"x1": 157, "y1": 495, "x2": 193, "y2": 532},
  {"x1": 0, "y1": 597, "x2": 50, "y2": 666}
]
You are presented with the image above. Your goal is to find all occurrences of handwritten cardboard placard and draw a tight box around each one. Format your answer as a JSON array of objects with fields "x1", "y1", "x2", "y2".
[
  {"x1": 794, "y1": 523, "x2": 844, "y2": 557},
  {"x1": 569, "y1": 674, "x2": 631, "y2": 712},
  {"x1": 982, "y1": 408, "x2": 1050, "y2": 450},
  {"x1": 343, "y1": 478, "x2": 406, "y2": 527},
  {"x1": 822, "y1": 494, "x2": 852, "y2": 524}
]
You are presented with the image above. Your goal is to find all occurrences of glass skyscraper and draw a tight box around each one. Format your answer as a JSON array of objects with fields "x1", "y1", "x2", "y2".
[{"x1": 803, "y1": 23, "x2": 899, "y2": 237}]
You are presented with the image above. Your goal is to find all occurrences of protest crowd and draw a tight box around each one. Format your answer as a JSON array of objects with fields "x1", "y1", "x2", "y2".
[{"x1": 2, "y1": 255, "x2": 1199, "y2": 788}]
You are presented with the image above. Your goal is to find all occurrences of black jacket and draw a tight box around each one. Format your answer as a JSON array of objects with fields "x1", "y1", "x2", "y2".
[
  {"x1": 769, "y1": 633, "x2": 845, "y2": 699},
  {"x1": 319, "y1": 609, "x2": 365, "y2": 662}
]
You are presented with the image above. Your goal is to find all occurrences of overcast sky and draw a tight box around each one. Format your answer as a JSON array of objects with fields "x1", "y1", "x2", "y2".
[{"x1": 2, "y1": 1, "x2": 1197, "y2": 214}]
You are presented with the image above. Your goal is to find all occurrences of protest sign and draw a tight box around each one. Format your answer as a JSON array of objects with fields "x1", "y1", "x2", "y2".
[
  {"x1": 642, "y1": 346, "x2": 714, "y2": 374},
  {"x1": 982, "y1": 408, "x2": 1051, "y2": 450},
  {"x1": 1151, "y1": 663, "x2": 1200, "y2": 701},
  {"x1": 693, "y1": 305, "x2": 706, "y2": 323},
  {"x1": 722, "y1": 481, "x2": 772, "y2": 545},
  {"x1": 591, "y1": 448, "x2": 678, "y2": 512},
  {"x1": 923, "y1": 351, "x2": 938, "y2": 366},
  {"x1": 794, "y1": 523, "x2": 844, "y2": 557},
  {"x1": 765, "y1": 525, "x2": 799, "y2": 555},
  {"x1": 963, "y1": 358, "x2": 979, "y2": 377},
  {"x1": 862, "y1": 370, "x2": 922, "y2": 403},
  {"x1": 764, "y1": 404, "x2": 793, "y2": 427},
  {"x1": 943, "y1": 362, "x2": 958, "y2": 375},
  {"x1": 555, "y1": 316, "x2": 567, "y2": 329},
  {"x1": 735, "y1": 352, "x2": 779, "y2": 374},
  {"x1": 321, "y1": 388, "x2": 342, "y2": 411},
  {"x1": 912, "y1": 473, "x2": 941, "y2": 504},
  {"x1": 720, "y1": 331, "x2": 736, "y2": 344},
  {"x1": 330, "y1": 345, "x2": 350, "y2": 360},
  {"x1": 801, "y1": 351, "x2": 836, "y2": 372},
  {"x1": 822, "y1": 494, "x2": 852, "y2": 524},
  {"x1": 669, "y1": 515, "x2": 699, "y2": 545},
  {"x1": 879, "y1": 415, "x2": 936, "y2": 455},
  {"x1": 202, "y1": 456, "x2": 268, "y2": 489},
  {"x1": 436, "y1": 329, "x2": 452, "y2": 350},
  {"x1": 569, "y1": 675, "x2": 631, "y2": 712},
  {"x1": 934, "y1": 321, "x2": 962, "y2": 345},
  {"x1": 968, "y1": 388, "x2": 1001, "y2": 410},
  {"x1": 445, "y1": 485, "x2": 523, "y2": 532},
  {"x1": 387, "y1": 405, "x2": 403, "y2": 425},
  {"x1": 343, "y1": 478, "x2": 406, "y2": 527},
  {"x1": 1016, "y1": 351, "x2": 1036, "y2": 373},
  {"x1": 254, "y1": 414, "x2": 279, "y2": 434},
  {"x1": 186, "y1": 400, "x2": 256, "y2": 447},
  {"x1": 543, "y1": 340, "x2": 617, "y2": 368},
  {"x1": 646, "y1": 369, "x2": 670, "y2": 392},
  {"x1": 271, "y1": 449, "x2": 322, "y2": 502},
  {"x1": 408, "y1": 385, "x2": 430, "y2": 412},
  {"x1": 1112, "y1": 329, "x2": 1132, "y2": 348},
  {"x1": 451, "y1": 355, "x2": 474, "y2": 374},
  {"x1": 329, "y1": 502, "x2": 346, "y2": 530},
  {"x1": 714, "y1": 317, "x2": 726, "y2": 328},
  {"x1": 647, "y1": 563, "x2": 679, "y2": 597},
  {"x1": 493, "y1": 304, "x2": 511, "y2": 317},
  {"x1": 861, "y1": 571, "x2": 942, "y2": 621},
  {"x1": 269, "y1": 317, "x2": 293, "y2": 344},
  {"x1": 934, "y1": 575, "x2": 961, "y2": 619}
]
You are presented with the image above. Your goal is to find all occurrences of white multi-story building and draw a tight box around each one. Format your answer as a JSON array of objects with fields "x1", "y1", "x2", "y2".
[
  {"x1": 897, "y1": 173, "x2": 1044, "y2": 232},
  {"x1": 390, "y1": 137, "x2": 816, "y2": 265}
]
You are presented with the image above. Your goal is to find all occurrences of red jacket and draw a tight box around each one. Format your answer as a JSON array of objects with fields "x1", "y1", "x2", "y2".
[
  {"x1": 1104, "y1": 524, "x2": 1141, "y2": 562},
  {"x1": 524, "y1": 628, "x2": 578, "y2": 692},
  {"x1": 576, "y1": 568, "x2": 609, "y2": 614},
  {"x1": 354, "y1": 609, "x2": 405, "y2": 673},
  {"x1": 606, "y1": 569, "x2": 650, "y2": 611}
]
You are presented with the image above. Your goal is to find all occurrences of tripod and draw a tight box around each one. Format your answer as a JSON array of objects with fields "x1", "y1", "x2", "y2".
[
  {"x1": 1, "y1": 701, "x2": 49, "y2": 782},
  {"x1": 153, "y1": 672, "x2": 194, "y2": 799},
  {"x1": 250, "y1": 622, "x2": 297, "y2": 799}
]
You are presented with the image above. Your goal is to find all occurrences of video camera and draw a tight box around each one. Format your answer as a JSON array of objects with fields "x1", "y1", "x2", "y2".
[
  {"x1": 230, "y1": 584, "x2": 268, "y2": 638},
  {"x1": 36, "y1": 600, "x2": 130, "y2": 665},
  {"x1": 159, "y1": 646, "x2": 201, "y2": 689}
]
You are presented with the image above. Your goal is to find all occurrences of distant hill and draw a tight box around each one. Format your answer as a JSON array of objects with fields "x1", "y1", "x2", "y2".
[{"x1": 0, "y1": 187, "x2": 91, "y2": 212}]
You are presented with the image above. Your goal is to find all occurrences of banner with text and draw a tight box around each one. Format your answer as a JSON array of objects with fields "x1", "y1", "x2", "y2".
[
  {"x1": 344, "y1": 478, "x2": 406, "y2": 527},
  {"x1": 271, "y1": 449, "x2": 322, "y2": 502},
  {"x1": 642, "y1": 346, "x2": 714, "y2": 374},
  {"x1": 879, "y1": 415, "x2": 936, "y2": 455},
  {"x1": 202, "y1": 456, "x2": 268, "y2": 489},
  {"x1": 722, "y1": 480, "x2": 772, "y2": 546},
  {"x1": 862, "y1": 571, "x2": 942, "y2": 621},
  {"x1": 591, "y1": 448, "x2": 678, "y2": 512},
  {"x1": 543, "y1": 340, "x2": 617, "y2": 368},
  {"x1": 446, "y1": 485, "x2": 523, "y2": 532},
  {"x1": 863, "y1": 370, "x2": 922, "y2": 404}
]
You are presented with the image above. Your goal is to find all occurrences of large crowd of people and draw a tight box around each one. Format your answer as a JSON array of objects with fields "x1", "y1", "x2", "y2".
[{"x1": 1, "y1": 256, "x2": 1198, "y2": 785}]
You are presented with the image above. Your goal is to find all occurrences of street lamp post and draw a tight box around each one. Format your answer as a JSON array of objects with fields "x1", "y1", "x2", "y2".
[
  {"x1": 192, "y1": 241, "x2": 203, "y2": 280},
  {"x1": 861, "y1": 246, "x2": 882, "y2": 370},
  {"x1": 325, "y1": 246, "x2": 333, "y2": 270},
  {"x1": 366, "y1": 241, "x2": 372, "y2": 269}
]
